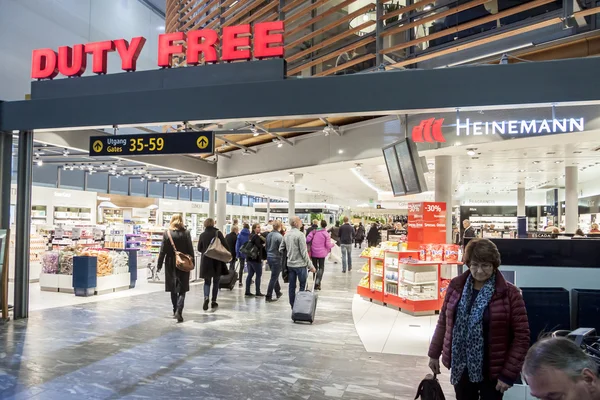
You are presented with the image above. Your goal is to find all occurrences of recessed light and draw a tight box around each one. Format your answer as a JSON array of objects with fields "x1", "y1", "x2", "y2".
[
  {"x1": 555, "y1": 160, "x2": 563, "y2": 164},
  {"x1": 518, "y1": 169, "x2": 525, "y2": 172},
  {"x1": 537, "y1": 169, "x2": 544, "y2": 172},
  {"x1": 467, "y1": 148, "x2": 477, "y2": 156},
  {"x1": 573, "y1": 151, "x2": 582, "y2": 154},
  {"x1": 338, "y1": 149, "x2": 344, "y2": 154},
  {"x1": 532, "y1": 161, "x2": 540, "y2": 165}
]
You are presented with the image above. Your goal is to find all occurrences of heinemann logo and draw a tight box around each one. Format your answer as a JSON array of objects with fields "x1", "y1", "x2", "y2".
[
  {"x1": 456, "y1": 118, "x2": 585, "y2": 136},
  {"x1": 412, "y1": 118, "x2": 445, "y2": 143}
]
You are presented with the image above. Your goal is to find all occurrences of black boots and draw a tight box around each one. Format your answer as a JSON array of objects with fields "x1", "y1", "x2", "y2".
[
  {"x1": 174, "y1": 309, "x2": 183, "y2": 323},
  {"x1": 203, "y1": 297, "x2": 210, "y2": 311}
]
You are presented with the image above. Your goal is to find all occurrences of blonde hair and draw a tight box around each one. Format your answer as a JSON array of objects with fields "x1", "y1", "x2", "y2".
[
  {"x1": 204, "y1": 218, "x2": 215, "y2": 228},
  {"x1": 169, "y1": 214, "x2": 185, "y2": 230}
]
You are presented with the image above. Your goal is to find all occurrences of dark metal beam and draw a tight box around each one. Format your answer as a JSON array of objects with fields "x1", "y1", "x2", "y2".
[
  {"x1": 14, "y1": 130, "x2": 33, "y2": 320},
  {"x1": 3, "y1": 57, "x2": 600, "y2": 131}
]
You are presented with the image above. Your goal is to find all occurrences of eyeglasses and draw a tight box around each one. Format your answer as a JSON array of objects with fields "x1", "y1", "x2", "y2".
[{"x1": 469, "y1": 262, "x2": 493, "y2": 272}]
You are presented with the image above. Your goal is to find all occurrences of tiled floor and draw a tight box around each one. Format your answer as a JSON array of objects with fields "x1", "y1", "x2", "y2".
[{"x1": 1, "y1": 247, "x2": 517, "y2": 399}]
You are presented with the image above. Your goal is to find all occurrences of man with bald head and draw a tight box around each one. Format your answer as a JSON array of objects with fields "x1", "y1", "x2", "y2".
[{"x1": 280, "y1": 217, "x2": 316, "y2": 308}]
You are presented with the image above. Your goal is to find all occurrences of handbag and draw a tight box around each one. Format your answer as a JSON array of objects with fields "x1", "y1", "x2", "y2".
[
  {"x1": 205, "y1": 231, "x2": 232, "y2": 263},
  {"x1": 166, "y1": 230, "x2": 195, "y2": 272},
  {"x1": 414, "y1": 374, "x2": 445, "y2": 400},
  {"x1": 281, "y1": 249, "x2": 289, "y2": 283},
  {"x1": 240, "y1": 239, "x2": 259, "y2": 260}
]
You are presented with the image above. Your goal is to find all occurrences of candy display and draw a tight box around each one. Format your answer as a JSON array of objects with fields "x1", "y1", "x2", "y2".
[
  {"x1": 440, "y1": 279, "x2": 451, "y2": 299},
  {"x1": 443, "y1": 244, "x2": 460, "y2": 262},
  {"x1": 42, "y1": 251, "x2": 59, "y2": 274},
  {"x1": 419, "y1": 244, "x2": 430, "y2": 261},
  {"x1": 109, "y1": 251, "x2": 129, "y2": 275},
  {"x1": 430, "y1": 244, "x2": 444, "y2": 262},
  {"x1": 58, "y1": 247, "x2": 77, "y2": 275},
  {"x1": 359, "y1": 276, "x2": 369, "y2": 288},
  {"x1": 81, "y1": 249, "x2": 112, "y2": 276},
  {"x1": 360, "y1": 263, "x2": 369, "y2": 273}
]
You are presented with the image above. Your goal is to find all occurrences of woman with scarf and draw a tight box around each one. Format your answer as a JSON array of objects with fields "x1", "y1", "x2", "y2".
[{"x1": 428, "y1": 238, "x2": 530, "y2": 399}]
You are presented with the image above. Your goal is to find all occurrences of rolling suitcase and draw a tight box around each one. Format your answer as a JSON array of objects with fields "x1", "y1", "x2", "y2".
[
  {"x1": 219, "y1": 261, "x2": 238, "y2": 291},
  {"x1": 292, "y1": 273, "x2": 318, "y2": 324}
]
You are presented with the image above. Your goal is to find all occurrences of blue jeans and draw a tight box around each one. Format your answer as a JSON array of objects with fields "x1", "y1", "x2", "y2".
[
  {"x1": 288, "y1": 267, "x2": 308, "y2": 308},
  {"x1": 246, "y1": 260, "x2": 263, "y2": 295},
  {"x1": 203, "y1": 275, "x2": 220, "y2": 301},
  {"x1": 266, "y1": 256, "x2": 282, "y2": 299},
  {"x1": 341, "y1": 244, "x2": 353, "y2": 272}
]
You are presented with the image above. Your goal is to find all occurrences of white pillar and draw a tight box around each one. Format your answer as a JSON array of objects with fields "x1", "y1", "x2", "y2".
[
  {"x1": 217, "y1": 182, "x2": 227, "y2": 232},
  {"x1": 288, "y1": 186, "x2": 296, "y2": 223},
  {"x1": 565, "y1": 166, "x2": 578, "y2": 233},
  {"x1": 435, "y1": 156, "x2": 453, "y2": 243},
  {"x1": 208, "y1": 177, "x2": 216, "y2": 219},
  {"x1": 517, "y1": 186, "x2": 526, "y2": 216},
  {"x1": 266, "y1": 197, "x2": 271, "y2": 222}
]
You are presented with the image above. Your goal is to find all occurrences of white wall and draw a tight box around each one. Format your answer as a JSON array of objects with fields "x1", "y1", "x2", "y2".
[{"x1": 0, "y1": 0, "x2": 163, "y2": 101}]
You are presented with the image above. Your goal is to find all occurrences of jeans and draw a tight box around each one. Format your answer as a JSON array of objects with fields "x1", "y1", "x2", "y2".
[
  {"x1": 203, "y1": 275, "x2": 221, "y2": 301},
  {"x1": 311, "y1": 257, "x2": 325, "y2": 287},
  {"x1": 454, "y1": 373, "x2": 503, "y2": 400},
  {"x1": 288, "y1": 267, "x2": 308, "y2": 307},
  {"x1": 341, "y1": 244, "x2": 353, "y2": 272},
  {"x1": 170, "y1": 291, "x2": 186, "y2": 312},
  {"x1": 238, "y1": 258, "x2": 245, "y2": 284},
  {"x1": 266, "y1": 256, "x2": 282, "y2": 299},
  {"x1": 246, "y1": 260, "x2": 263, "y2": 295}
]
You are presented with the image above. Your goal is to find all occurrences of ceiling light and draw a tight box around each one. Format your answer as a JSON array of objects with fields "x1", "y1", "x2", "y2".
[
  {"x1": 573, "y1": 151, "x2": 582, "y2": 154},
  {"x1": 156, "y1": 178, "x2": 160, "y2": 183},
  {"x1": 338, "y1": 149, "x2": 344, "y2": 154},
  {"x1": 177, "y1": 176, "x2": 182, "y2": 182},
  {"x1": 62, "y1": 149, "x2": 69, "y2": 157},
  {"x1": 532, "y1": 161, "x2": 540, "y2": 165},
  {"x1": 250, "y1": 125, "x2": 259, "y2": 136},
  {"x1": 424, "y1": 4, "x2": 433, "y2": 10},
  {"x1": 555, "y1": 160, "x2": 563, "y2": 164},
  {"x1": 147, "y1": 174, "x2": 152, "y2": 179},
  {"x1": 547, "y1": 152, "x2": 556, "y2": 155},
  {"x1": 466, "y1": 148, "x2": 477, "y2": 156},
  {"x1": 518, "y1": 169, "x2": 525, "y2": 172},
  {"x1": 140, "y1": 177, "x2": 145, "y2": 182},
  {"x1": 277, "y1": 142, "x2": 283, "y2": 148},
  {"x1": 36, "y1": 159, "x2": 43, "y2": 166},
  {"x1": 537, "y1": 169, "x2": 544, "y2": 172}
]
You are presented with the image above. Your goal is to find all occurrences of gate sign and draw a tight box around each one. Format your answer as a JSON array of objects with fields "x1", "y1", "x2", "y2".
[{"x1": 89, "y1": 132, "x2": 215, "y2": 156}]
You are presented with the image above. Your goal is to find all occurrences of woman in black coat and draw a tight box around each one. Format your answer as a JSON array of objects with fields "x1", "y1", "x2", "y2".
[
  {"x1": 355, "y1": 223, "x2": 366, "y2": 249},
  {"x1": 367, "y1": 223, "x2": 380, "y2": 248},
  {"x1": 197, "y1": 218, "x2": 230, "y2": 311},
  {"x1": 157, "y1": 214, "x2": 195, "y2": 323}
]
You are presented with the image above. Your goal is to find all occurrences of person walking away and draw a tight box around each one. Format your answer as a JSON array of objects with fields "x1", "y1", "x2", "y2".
[
  {"x1": 306, "y1": 220, "x2": 334, "y2": 290},
  {"x1": 226, "y1": 225, "x2": 239, "y2": 272},
  {"x1": 157, "y1": 214, "x2": 195, "y2": 323},
  {"x1": 462, "y1": 219, "x2": 476, "y2": 244},
  {"x1": 265, "y1": 220, "x2": 284, "y2": 302},
  {"x1": 197, "y1": 218, "x2": 230, "y2": 311},
  {"x1": 306, "y1": 219, "x2": 319, "y2": 237},
  {"x1": 428, "y1": 238, "x2": 530, "y2": 400},
  {"x1": 523, "y1": 337, "x2": 600, "y2": 400},
  {"x1": 355, "y1": 222, "x2": 366, "y2": 249},
  {"x1": 329, "y1": 221, "x2": 341, "y2": 246},
  {"x1": 235, "y1": 224, "x2": 251, "y2": 288},
  {"x1": 245, "y1": 223, "x2": 266, "y2": 297},
  {"x1": 339, "y1": 216, "x2": 355, "y2": 273},
  {"x1": 367, "y1": 223, "x2": 379, "y2": 247},
  {"x1": 280, "y1": 216, "x2": 316, "y2": 308}
]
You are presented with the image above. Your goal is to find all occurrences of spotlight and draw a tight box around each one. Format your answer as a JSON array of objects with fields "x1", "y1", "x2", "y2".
[
  {"x1": 62, "y1": 149, "x2": 69, "y2": 157},
  {"x1": 250, "y1": 125, "x2": 259, "y2": 137},
  {"x1": 156, "y1": 178, "x2": 160, "y2": 183},
  {"x1": 36, "y1": 159, "x2": 43, "y2": 166},
  {"x1": 466, "y1": 148, "x2": 477, "y2": 156}
]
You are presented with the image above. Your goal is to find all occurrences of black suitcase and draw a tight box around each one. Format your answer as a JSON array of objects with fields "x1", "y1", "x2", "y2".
[
  {"x1": 292, "y1": 273, "x2": 318, "y2": 324},
  {"x1": 219, "y1": 266, "x2": 238, "y2": 291}
]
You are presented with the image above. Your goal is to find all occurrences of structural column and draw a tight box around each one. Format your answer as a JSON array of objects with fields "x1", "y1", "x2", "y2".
[
  {"x1": 565, "y1": 166, "x2": 578, "y2": 233},
  {"x1": 208, "y1": 176, "x2": 216, "y2": 219},
  {"x1": 216, "y1": 182, "x2": 227, "y2": 232},
  {"x1": 14, "y1": 130, "x2": 34, "y2": 320},
  {"x1": 266, "y1": 197, "x2": 271, "y2": 222},
  {"x1": 0, "y1": 131, "x2": 12, "y2": 320},
  {"x1": 517, "y1": 185, "x2": 526, "y2": 238},
  {"x1": 288, "y1": 176, "x2": 296, "y2": 223},
  {"x1": 434, "y1": 156, "x2": 453, "y2": 243}
]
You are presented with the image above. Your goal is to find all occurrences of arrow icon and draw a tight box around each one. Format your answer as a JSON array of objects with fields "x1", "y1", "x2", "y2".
[
  {"x1": 197, "y1": 136, "x2": 209, "y2": 150},
  {"x1": 92, "y1": 140, "x2": 103, "y2": 153}
]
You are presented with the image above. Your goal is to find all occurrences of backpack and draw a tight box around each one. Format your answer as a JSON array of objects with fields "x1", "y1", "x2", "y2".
[{"x1": 414, "y1": 374, "x2": 445, "y2": 400}]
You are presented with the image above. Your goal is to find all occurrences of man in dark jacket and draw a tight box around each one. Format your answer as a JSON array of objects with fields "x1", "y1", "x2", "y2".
[
  {"x1": 338, "y1": 216, "x2": 355, "y2": 273},
  {"x1": 226, "y1": 225, "x2": 239, "y2": 273},
  {"x1": 462, "y1": 219, "x2": 476, "y2": 245},
  {"x1": 235, "y1": 224, "x2": 251, "y2": 288},
  {"x1": 306, "y1": 219, "x2": 319, "y2": 237}
]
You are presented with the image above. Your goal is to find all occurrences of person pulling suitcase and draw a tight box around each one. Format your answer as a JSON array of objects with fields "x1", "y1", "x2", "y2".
[{"x1": 292, "y1": 270, "x2": 318, "y2": 324}]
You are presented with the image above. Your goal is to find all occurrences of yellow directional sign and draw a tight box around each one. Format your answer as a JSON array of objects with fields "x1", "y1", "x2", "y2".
[
  {"x1": 197, "y1": 136, "x2": 209, "y2": 149},
  {"x1": 92, "y1": 140, "x2": 103, "y2": 153}
]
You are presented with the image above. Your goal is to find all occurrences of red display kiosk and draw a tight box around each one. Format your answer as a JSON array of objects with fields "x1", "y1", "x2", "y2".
[{"x1": 357, "y1": 202, "x2": 462, "y2": 314}]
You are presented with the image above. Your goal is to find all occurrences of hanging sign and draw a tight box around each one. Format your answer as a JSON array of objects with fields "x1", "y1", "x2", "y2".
[
  {"x1": 88, "y1": 132, "x2": 215, "y2": 156},
  {"x1": 71, "y1": 227, "x2": 81, "y2": 240},
  {"x1": 93, "y1": 228, "x2": 104, "y2": 240},
  {"x1": 54, "y1": 228, "x2": 64, "y2": 239},
  {"x1": 31, "y1": 21, "x2": 284, "y2": 79}
]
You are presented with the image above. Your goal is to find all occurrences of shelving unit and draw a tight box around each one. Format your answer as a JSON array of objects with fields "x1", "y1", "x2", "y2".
[{"x1": 53, "y1": 206, "x2": 92, "y2": 225}]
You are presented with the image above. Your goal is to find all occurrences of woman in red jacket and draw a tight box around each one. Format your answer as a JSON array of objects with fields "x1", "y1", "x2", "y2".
[{"x1": 428, "y1": 238, "x2": 530, "y2": 399}]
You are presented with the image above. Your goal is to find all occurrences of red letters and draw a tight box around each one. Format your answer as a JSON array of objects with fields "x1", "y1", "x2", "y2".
[
  {"x1": 114, "y1": 37, "x2": 147, "y2": 72},
  {"x1": 85, "y1": 40, "x2": 116, "y2": 74},
  {"x1": 254, "y1": 21, "x2": 284, "y2": 59},
  {"x1": 221, "y1": 24, "x2": 251, "y2": 62},
  {"x1": 158, "y1": 32, "x2": 185, "y2": 68},
  {"x1": 186, "y1": 30, "x2": 218, "y2": 65},
  {"x1": 31, "y1": 49, "x2": 59, "y2": 79},
  {"x1": 57, "y1": 44, "x2": 87, "y2": 77}
]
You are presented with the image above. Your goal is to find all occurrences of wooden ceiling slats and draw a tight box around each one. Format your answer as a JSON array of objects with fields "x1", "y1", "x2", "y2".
[
  {"x1": 179, "y1": 0, "x2": 214, "y2": 31},
  {"x1": 314, "y1": 53, "x2": 376, "y2": 76},
  {"x1": 284, "y1": 0, "x2": 332, "y2": 26},
  {"x1": 381, "y1": 0, "x2": 556, "y2": 55},
  {"x1": 281, "y1": 0, "x2": 306, "y2": 13},
  {"x1": 286, "y1": 20, "x2": 375, "y2": 63},
  {"x1": 381, "y1": 0, "x2": 491, "y2": 38},
  {"x1": 285, "y1": 3, "x2": 375, "y2": 50},
  {"x1": 286, "y1": 0, "x2": 357, "y2": 38},
  {"x1": 379, "y1": 0, "x2": 430, "y2": 21},
  {"x1": 223, "y1": 0, "x2": 268, "y2": 27},
  {"x1": 238, "y1": 2, "x2": 279, "y2": 25},
  {"x1": 287, "y1": 36, "x2": 376, "y2": 75}
]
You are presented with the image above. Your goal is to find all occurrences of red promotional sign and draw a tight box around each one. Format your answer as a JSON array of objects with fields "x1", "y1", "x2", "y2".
[
  {"x1": 31, "y1": 21, "x2": 284, "y2": 80},
  {"x1": 407, "y1": 202, "x2": 447, "y2": 250},
  {"x1": 412, "y1": 118, "x2": 445, "y2": 143}
]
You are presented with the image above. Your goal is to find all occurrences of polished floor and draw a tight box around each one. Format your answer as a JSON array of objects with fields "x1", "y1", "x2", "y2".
[{"x1": 0, "y1": 248, "x2": 459, "y2": 399}]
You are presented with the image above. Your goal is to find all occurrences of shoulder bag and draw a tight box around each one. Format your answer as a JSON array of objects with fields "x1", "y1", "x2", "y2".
[
  {"x1": 166, "y1": 230, "x2": 195, "y2": 272},
  {"x1": 240, "y1": 235, "x2": 259, "y2": 260},
  {"x1": 205, "y1": 231, "x2": 232, "y2": 263}
]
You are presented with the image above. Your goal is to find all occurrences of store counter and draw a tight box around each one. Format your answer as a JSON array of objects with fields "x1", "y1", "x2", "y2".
[{"x1": 466, "y1": 238, "x2": 600, "y2": 290}]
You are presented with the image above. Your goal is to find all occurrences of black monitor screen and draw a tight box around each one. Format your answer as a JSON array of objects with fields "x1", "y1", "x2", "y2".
[
  {"x1": 395, "y1": 140, "x2": 420, "y2": 194},
  {"x1": 383, "y1": 146, "x2": 405, "y2": 196}
]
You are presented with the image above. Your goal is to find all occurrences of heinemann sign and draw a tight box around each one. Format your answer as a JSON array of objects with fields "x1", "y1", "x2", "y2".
[{"x1": 456, "y1": 118, "x2": 585, "y2": 136}]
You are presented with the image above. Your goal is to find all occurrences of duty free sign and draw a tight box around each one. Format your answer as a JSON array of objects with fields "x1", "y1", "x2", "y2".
[{"x1": 31, "y1": 21, "x2": 284, "y2": 79}]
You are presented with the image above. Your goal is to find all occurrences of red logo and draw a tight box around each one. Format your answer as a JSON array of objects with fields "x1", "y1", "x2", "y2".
[{"x1": 412, "y1": 118, "x2": 445, "y2": 143}]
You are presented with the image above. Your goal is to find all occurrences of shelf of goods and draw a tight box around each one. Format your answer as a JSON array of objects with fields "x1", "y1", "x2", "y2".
[
  {"x1": 31, "y1": 205, "x2": 48, "y2": 225},
  {"x1": 357, "y1": 246, "x2": 461, "y2": 314},
  {"x1": 39, "y1": 247, "x2": 131, "y2": 293},
  {"x1": 53, "y1": 206, "x2": 92, "y2": 225},
  {"x1": 50, "y1": 226, "x2": 100, "y2": 251},
  {"x1": 143, "y1": 228, "x2": 164, "y2": 255}
]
